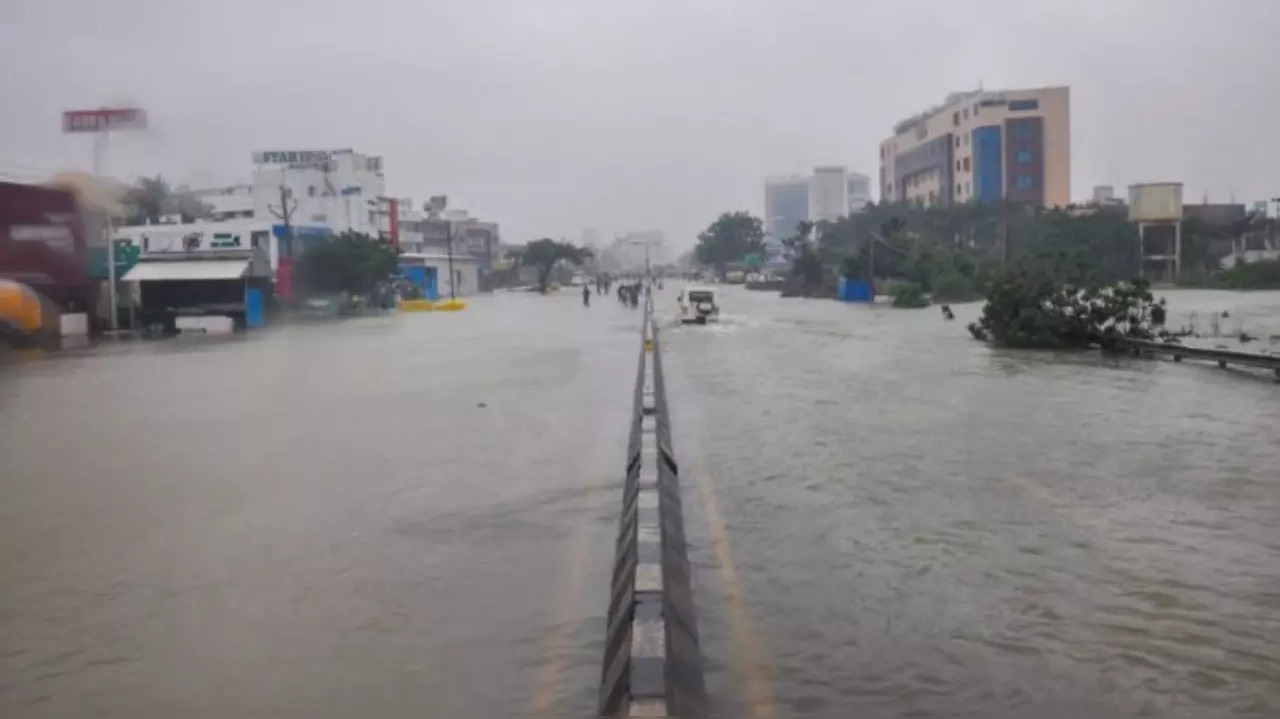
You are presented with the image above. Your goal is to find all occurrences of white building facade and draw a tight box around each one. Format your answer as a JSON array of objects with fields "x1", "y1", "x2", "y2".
[
  {"x1": 809, "y1": 166, "x2": 850, "y2": 223},
  {"x1": 251, "y1": 149, "x2": 386, "y2": 237}
]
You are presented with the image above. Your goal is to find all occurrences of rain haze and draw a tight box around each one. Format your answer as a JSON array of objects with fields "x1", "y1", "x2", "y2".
[
  {"x1": 3, "y1": 0, "x2": 1279, "y2": 244},
  {"x1": 5, "y1": 2, "x2": 1280, "y2": 718}
]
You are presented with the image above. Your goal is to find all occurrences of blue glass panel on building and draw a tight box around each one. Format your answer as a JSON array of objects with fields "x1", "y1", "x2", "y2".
[
  {"x1": 1008, "y1": 99, "x2": 1039, "y2": 111},
  {"x1": 1016, "y1": 150, "x2": 1031, "y2": 163},
  {"x1": 972, "y1": 126, "x2": 1003, "y2": 203}
]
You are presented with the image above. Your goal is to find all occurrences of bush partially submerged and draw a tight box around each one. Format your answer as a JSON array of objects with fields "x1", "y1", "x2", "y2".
[
  {"x1": 967, "y1": 265, "x2": 1164, "y2": 349},
  {"x1": 890, "y1": 281, "x2": 930, "y2": 308}
]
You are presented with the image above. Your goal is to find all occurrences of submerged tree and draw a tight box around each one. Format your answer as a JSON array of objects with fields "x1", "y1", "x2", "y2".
[
  {"x1": 968, "y1": 264, "x2": 1161, "y2": 349},
  {"x1": 519, "y1": 238, "x2": 591, "y2": 293},
  {"x1": 295, "y1": 231, "x2": 399, "y2": 296},
  {"x1": 695, "y1": 212, "x2": 765, "y2": 277}
]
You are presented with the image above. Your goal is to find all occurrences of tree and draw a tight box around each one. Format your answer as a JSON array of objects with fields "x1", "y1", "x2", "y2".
[
  {"x1": 520, "y1": 238, "x2": 591, "y2": 293},
  {"x1": 783, "y1": 221, "x2": 825, "y2": 287},
  {"x1": 295, "y1": 231, "x2": 400, "y2": 296},
  {"x1": 124, "y1": 175, "x2": 170, "y2": 225},
  {"x1": 695, "y1": 212, "x2": 764, "y2": 276},
  {"x1": 165, "y1": 185, "x2": 214, "y2": 223},
  {"x1": 968, "y1": 265, "x2": 1160, "y2": 349},
  {"x1": 890, "y1": 281, "x2": 929, "y2": 308}
]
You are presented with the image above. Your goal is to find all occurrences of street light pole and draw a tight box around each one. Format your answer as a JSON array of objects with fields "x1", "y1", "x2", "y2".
[
  {"x1": 94, "y1": 128, "x2": 119, "y2": 331},
  {"x1": 446, "y1": 219, "x2": 456, "y2": 301}
]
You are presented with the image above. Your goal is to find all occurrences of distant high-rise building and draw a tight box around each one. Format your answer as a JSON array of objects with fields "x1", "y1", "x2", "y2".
[
  {"x1": 847, "y1": 172, "x2": 872, "y2": 213},
  {"x1": 879, "y1": 86, "x2": 1070, "y2": 208},
  {"x1": 765, "y1": 175, "x2": 809, "y2": 241},
  {"x1": 613, "y1": 230, "x2": 667, "y2": 271},
  {"x1": 766, "y1": 167, "x2": 870, "y2": 240},
  {"x1": 810, "y1": 166, "x2": 849, "y2": 223}
]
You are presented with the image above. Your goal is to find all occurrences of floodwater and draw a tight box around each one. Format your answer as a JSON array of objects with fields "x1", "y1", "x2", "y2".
[
  {"x1": 0, "y1": 292, "x2": 641, "y2": 717},
  {"x1": 664, "y1": 287, "x2": 1280, "y2": 717},
  {"x1": 1, "y1": 287, "x2": 1278, "y2": 717}
]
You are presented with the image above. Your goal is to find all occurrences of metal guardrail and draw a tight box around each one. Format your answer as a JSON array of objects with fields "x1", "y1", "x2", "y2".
[
  {"x1": 1120, "y1": 337, "x2": 1280, "y2": 380},
  {"x1": 599, "y1": 299, "x2": 706, "y2": 716}
]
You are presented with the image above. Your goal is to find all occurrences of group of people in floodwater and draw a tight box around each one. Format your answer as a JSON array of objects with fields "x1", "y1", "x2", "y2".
[{"x1": 581, "y1": 274, "x2": 658, "y2": 308}]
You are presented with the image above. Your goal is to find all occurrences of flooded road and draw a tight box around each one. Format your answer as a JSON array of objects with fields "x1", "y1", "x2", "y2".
[
  {"x1": 665, "y1": 288, "x2": 1280, "y2": 717},
  {"x1": 2, "y1": 287, "x2": 1278, "y2": 717},
  {"x1": 0, "y1": 292, "x2": 640, "y2": 717}
]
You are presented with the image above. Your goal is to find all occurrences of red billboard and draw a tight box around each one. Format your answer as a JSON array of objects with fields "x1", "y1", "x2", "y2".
[
  {"x1": 0, "y1": 182, "x2": 89, "y2": 292},
  {"x1": 62, "y1": 108, "x2": 147, "y2": 133}
]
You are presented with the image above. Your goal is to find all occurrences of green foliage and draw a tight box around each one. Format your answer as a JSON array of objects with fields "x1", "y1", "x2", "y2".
[
  {"x1": 124, "y1": 176, "x2": 170, "y2": 225},
  {"x1": 782, "y1": 221, "x2": 825, "y2": 287},
  {"x1": 968, "y1": 264, "x2": 1160, "y2": 349},
  {"x1": 520, "y1": 238, "x2": 591, "y2": 293},
  {"x1": 295, "y1": 231, "x2": 400, "y2": 296},
  {"x1": 695, "y1": 212, "x2": 765, "y2": 275},
  {"x1": 890, "y1": 281, "x2": 929, "y2": 308},
  {"x1": 123, "y1": 176, "x2": 212, "y2": 225},
  {"x1": 839, "y1": 254, "x2": 863, "y2": 281},
  {"x1": 1215, "y1": 258, "x2": 1280, "y2": 289}
]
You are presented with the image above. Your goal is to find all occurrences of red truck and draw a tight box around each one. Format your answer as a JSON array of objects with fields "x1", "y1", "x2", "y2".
[{"x1": 0, "y1": 181, "x2": 91, "y2": 312}]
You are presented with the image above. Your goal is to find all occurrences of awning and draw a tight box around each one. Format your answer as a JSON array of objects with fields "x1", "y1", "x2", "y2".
[{"x1": 122, "y1": 260, "x2": 250, "y2": 282}]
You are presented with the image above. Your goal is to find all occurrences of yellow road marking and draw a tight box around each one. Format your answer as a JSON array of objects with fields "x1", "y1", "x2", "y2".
[{"x1": 694, "y1": 458, "x2": 778, "y2": 716}]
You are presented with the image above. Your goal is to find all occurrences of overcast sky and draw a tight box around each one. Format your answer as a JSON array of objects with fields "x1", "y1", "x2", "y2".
[{"x1": 2, "y1": 0, "x2": 1278, "y2": 248}]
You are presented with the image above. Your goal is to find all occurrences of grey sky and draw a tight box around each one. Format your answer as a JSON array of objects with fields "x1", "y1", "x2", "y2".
[{"x1": 2, "y1": 0, "x2": 1278, "y2": 248}]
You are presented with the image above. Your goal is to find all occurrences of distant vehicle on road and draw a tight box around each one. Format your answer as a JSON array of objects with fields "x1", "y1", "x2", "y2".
[
  {"x1": 679, "y1": 287, "x2": 719, "y2": 324},
  {"x1": 569, "y1": 274, "x2": 586, "y2": 287},
  {"x1": 724, "y1": 270, "x2": 746, "y2": 284}
]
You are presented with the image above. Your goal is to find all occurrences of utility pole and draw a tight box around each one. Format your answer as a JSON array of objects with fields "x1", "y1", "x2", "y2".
[
  {"x1": 94, "y1": 129, "x2": 119, "y2": 331},
  {"x1": 446, "y1": 219, "x2": 456, "y2": 301},
  {"x1": 999, "y1": 200, "x2": 1009, "y2": 267},
  {"x1": 868, "y1": 228, "x2": 875, "y2": 298},
  {"x1": 268, "y1": 169, "x2": 298, "y2": 259}
]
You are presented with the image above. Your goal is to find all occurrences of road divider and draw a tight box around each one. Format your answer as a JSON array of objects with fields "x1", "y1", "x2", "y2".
[{"x1": 599, "y1": 302, "x2": 706, "y2": 716}]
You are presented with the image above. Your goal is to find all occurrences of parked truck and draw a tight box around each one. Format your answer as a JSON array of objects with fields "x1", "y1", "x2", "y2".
[{"x1": 0, "y1": 181, "x2": 93, "y2": 336}]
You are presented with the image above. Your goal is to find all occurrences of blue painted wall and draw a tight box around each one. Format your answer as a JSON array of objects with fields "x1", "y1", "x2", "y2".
[
  {"x1": 837, "y1": 277, "x2": 874, "y2": 302},
  {"x1": 244, "y1": 288, "x2": 265, "y2": 328},
  {"x1": 972, "y1": 126, "x2": 1004, "y2": 203}
]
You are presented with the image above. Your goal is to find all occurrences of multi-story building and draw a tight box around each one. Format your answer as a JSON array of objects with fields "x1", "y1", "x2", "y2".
[
  {"x1": 879, "y1": 86, "x2": 1070, "y2": 208},
  {"x1": 251, "y1": 149, "x2": 386, "y2": 236},
  {"x1": 809, "y1": 166, "x2": 850, "y2": 223},
  {"x1": 847, "y1": 172, "x2": 872, "y2": 213},
  {"x1": 189, "y1": 183, "x2": 254, "y2": 221},
  {"x1": 765, "y1": 168, "x2": 872, "y2": 242},
  {"x1": 764, "y1": 175, "x2": 810, "y2": 242}
]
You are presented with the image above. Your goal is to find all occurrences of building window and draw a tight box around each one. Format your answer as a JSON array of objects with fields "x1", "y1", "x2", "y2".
[
  {"x1": 953, "y1": 112, "x2": 960, "y2": 126},
  {"x1": 1015, "y1": 175, "x2": 1033, "y2": 190},
  {"x1": 973, "y1": 103, "x2": 979, "y2": 115},
  {"x1": 1016, "y1": 150, "x2": 1031, "y2": 163},
  {"x1": 956, "y1": 160, "x2": 961, "y2": 172},
  {"x1": 955, "y1": 136, "x2": 960, "y2": 148},
  {"x1": 956, "y1": 183, "x2": 962, "y2": 196},
  {"x1": 963, "y1": 157, "x2": 971, "y2": 172},
  {"x1": 1009, "y1": 99, "x2": 1040, "y2": 111},
  {"x1": 928, "y1": 190, "x2": 937, "y2": 205},
  {"x1": 963, "y1": 108, "x2": 969, "y2": 120}
]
